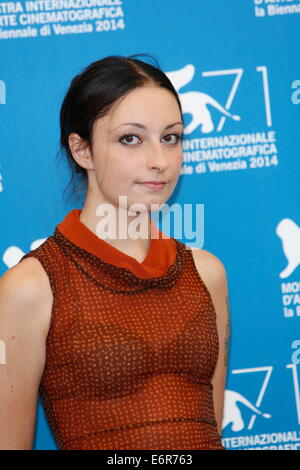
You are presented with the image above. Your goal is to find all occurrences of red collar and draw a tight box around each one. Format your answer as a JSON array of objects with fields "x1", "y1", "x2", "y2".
[{"x1": 56, "y1": 209, "x2": 177, "y2": 279}]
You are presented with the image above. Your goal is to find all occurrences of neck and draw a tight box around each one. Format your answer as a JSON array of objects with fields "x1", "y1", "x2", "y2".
[{"x1": 79, "y1": 195, "x2": 155, "y2": 264}]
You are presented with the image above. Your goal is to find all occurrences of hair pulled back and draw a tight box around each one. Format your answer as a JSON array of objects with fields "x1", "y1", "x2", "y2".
[{"x1": 57, "y1": 53, "x2": 183, "y2": 202}]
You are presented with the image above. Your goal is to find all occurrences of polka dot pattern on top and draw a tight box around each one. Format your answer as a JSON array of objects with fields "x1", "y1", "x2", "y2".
[{"x1": 19, "y1": 209, "x2": 225, "y2": 450}]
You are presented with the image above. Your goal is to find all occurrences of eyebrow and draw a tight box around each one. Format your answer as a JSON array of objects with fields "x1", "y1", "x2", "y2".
[{"x1": 112, "y1": 121, "x2": 183, "y2": 131}]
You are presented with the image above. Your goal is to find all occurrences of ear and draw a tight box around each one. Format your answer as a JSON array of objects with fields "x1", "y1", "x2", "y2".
[{"x1": 68, "y1": 133, "x2": 94, "y2": 170}]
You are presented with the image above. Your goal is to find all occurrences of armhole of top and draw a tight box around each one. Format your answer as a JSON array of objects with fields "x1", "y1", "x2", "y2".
[
  {"x1": 18, "y1": 251, "x2": 57, "y2": 343},
  {"x1": 19, "y1": 252, "x2": 56, "y2": 297},
  {"x1": 187, "y1": 247, "x2": 218, "y2": 319},
  {"x1": 187, "y1": 247, "x2": 220, "y2": 382}
]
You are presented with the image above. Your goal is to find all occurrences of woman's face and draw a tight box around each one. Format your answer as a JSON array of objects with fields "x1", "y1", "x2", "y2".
[{"x1": 86, "y1": 85, "x2": 183, "y2": 213}]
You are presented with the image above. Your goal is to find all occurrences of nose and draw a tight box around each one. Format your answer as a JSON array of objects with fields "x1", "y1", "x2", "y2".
[{"x1": 146, "y1": 139, "x2": 169, "y2": 171}]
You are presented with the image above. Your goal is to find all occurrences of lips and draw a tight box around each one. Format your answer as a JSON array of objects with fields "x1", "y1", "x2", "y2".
[
  {"x1": 137, "y1": 181, "x2": 167, "y2": 190},
  {"x1": 138, "y1": 181, "x2": 167, "y2": 184}
]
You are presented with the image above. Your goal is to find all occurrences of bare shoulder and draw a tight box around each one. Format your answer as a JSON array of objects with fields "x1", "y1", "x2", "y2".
[
  {"x1": 0, "y1": 257, "x2": 53, "y2": 449},
  {"x1": 190, "y1": 247, "x2": 229, "y2": 323},
  {"x1": 190, "y1": 247, "x2": 228, "y2": 293},
  {"x1": 1, "y1": 256, "x2": 53, "y2": 301},
  {"x1": 0, "y1": 257, "x2": 53, "y2": 339},
  {"x1": 190, "y1": 250, "x2": 231, "y2": 434}
]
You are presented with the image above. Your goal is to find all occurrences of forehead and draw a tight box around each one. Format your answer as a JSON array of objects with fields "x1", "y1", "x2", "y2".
[{"x1": 94, "y1": 85, "x2": 181, "y2": 132}]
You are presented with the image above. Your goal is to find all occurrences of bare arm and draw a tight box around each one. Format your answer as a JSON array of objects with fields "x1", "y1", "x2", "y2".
[
  {"x1": 191, "y1": 249, "x2": 230, "y2": 436},
  {"x1": 0, "y1": 258, "x2": 52, "y2": 449}
]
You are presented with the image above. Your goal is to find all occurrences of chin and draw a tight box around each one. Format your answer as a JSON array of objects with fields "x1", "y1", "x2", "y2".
[{"x1": 127, "y1": 191, "x2": 170, "y2": 211}]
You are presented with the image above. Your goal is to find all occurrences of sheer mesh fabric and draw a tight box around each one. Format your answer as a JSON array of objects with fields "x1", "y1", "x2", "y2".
[{"x1": 19, "y1": 209, "x2": 225, "y2": 450}]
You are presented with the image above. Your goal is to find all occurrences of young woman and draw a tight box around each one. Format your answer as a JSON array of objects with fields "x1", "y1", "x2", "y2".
[{"x1": 0, "y1": 55, "x2": 230, "y2": 450}]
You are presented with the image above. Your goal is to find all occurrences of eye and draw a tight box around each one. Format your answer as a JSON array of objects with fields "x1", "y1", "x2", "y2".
[
  {"x1": 162, "y1": 133, "x2": 182, "y2": 144},
  {"x1": 119, "y1": 133, "x2": 141, "y2": 145}
]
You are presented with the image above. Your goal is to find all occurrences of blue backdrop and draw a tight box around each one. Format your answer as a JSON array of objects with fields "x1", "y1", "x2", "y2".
[{"x1": 1, "y1": 0, "x2": 300, "y2": 450}]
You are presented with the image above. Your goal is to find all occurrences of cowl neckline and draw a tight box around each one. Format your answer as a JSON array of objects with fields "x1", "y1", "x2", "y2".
[{"x1": 53, "y1": 209, "x2": 185, "y2": 291}]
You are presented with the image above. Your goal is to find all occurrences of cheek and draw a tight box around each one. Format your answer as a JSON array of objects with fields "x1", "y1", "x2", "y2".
[
  {"x1": 109, "y1": 151, "x2": 141, "y2": 178},
  {"x1": 170, "y1": 148, "x2": 183, "y2": 169},
  {"x1": 93, "y1": 148, "x2": 128, "y2": 179}
]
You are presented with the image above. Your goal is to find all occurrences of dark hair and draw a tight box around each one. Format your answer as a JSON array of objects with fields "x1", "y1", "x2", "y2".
[{"x1": 56, "y1": 53, "x2": 184, "y2": 203}]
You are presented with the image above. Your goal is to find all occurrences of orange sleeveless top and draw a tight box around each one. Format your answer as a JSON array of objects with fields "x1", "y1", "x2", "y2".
[{"x1": 19, "y1": 209, "x2": 225, "y2": 450}]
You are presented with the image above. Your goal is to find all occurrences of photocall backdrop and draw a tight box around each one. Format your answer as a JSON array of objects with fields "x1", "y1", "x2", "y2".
[{"x1": 0, "y1": 0, "x2": 300, "y2": 451}]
